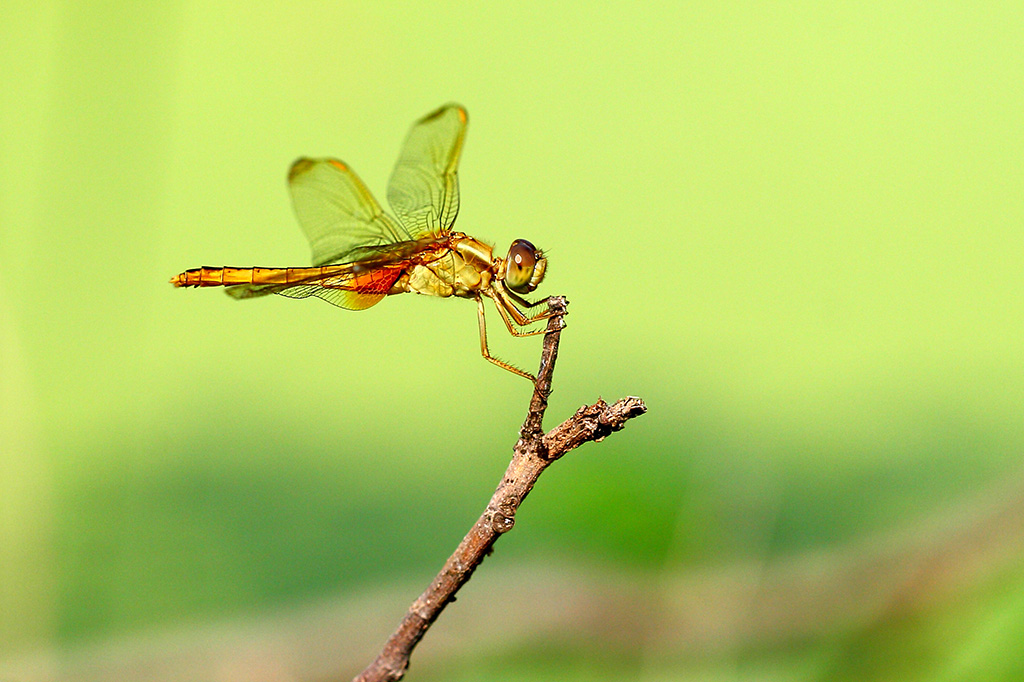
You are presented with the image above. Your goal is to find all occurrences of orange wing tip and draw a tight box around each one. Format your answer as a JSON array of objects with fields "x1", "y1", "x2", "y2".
[
  {"x1": 288, "y1": 157, "x2": 316, "y2": 181},
  {"x1": 421, "y1": 103, "x2": 467, "y2": 125},
  {"x1": 288, "y1": 157, "x2": 352, "y2": 183}
]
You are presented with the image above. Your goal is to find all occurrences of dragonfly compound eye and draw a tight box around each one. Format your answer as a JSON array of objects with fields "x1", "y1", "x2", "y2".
[{"x1": 505, "y1": 239, "x2": 546, "y2": 293}]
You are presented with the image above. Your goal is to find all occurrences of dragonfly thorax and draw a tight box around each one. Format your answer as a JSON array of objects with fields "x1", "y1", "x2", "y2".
[{"x1": 448, "y1": 235, "x2": 546, "y2": 295}]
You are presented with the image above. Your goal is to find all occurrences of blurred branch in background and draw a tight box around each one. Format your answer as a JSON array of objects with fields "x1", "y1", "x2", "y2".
[{"x1": 355, "y1": 295, "x2": 647, "y2": 681}]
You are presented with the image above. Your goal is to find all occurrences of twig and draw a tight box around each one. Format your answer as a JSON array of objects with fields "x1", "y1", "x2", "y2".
[{"x1": 353, "y1": 295, "x2": 647, "y2": 682}]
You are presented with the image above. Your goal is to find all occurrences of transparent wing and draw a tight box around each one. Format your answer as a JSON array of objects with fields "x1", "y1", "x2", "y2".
[
  {"x1": 270, "y1": 267, "x2": 403, "y2": 311},
  {"x1": 387, "y1": 104, "x2": 468, "y2": 240},
  {"x1": 226, "y1": 263, "x2": 405, "y2": 311},
  {"x1": 288, "y1": 157, "x2": 411, "y2": 267}
]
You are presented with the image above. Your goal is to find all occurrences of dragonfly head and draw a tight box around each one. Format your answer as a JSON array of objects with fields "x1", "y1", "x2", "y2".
[{"x1": 503, "y1": 239, "x2": 547, "y2": 294}]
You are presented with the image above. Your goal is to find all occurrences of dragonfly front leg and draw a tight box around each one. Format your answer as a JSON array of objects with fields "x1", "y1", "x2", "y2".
[
  {"x1": 476, "y1": 296, "x2": 536, "y2": 382},
  {"x1": 492, "y1": 284, "x2": 564, "y2": 332},
  {"x1": 488, "y1": 292, "x2": 549, "y2": 339},
  {"x1": 505, "y1": 287, "x2": 556, "y2": 311}
]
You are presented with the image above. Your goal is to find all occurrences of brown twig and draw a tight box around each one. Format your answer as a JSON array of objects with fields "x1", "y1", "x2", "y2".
[{"x1": 353, "y1": 295, "x2": 647, "y2": 682}]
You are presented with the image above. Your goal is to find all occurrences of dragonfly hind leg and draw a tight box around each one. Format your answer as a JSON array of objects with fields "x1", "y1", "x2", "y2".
[{"x1": 476, "y1": 296, "x2": 535, "y2": 382}]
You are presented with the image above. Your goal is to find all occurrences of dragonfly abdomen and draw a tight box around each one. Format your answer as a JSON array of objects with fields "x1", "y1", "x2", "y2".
[{"x1": 170, "y1": 266, "x2": 343, "y2": 288}]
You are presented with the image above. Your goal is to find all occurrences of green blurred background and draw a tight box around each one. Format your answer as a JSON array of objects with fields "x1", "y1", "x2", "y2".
[{"x1": 3, "y1": 1, "x2": 1024, "y2": 680}]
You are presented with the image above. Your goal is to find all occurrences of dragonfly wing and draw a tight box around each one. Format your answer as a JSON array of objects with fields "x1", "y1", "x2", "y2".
[
  {"x1": 387, "y1": 104, "x2": 467, "y2": 240},
  {"x1": 226, "y1": 265, "x2": 404, "y2": 311},
  {"x1": 289, "y1": 157, "x2": 410, "y2": 267}
]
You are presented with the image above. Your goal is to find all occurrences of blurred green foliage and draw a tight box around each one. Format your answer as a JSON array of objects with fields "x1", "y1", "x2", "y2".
[{"x1": 2, "y1": 1, "x2": 1023, "y2": 679}]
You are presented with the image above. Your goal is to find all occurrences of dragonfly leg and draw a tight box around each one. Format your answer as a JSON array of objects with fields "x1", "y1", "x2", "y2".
[
  {"x1": 477, "y1": 296, "x2": 536, "y2": 382},
  {"x1": 488, "y1": 292, "x2": 549, "y2": 339},
  {"x1": 506, "y1": 288, "x2": 556, "y2": 310},
  {"x1": 493, "y1": 284, "x2": 564, "y2": 331}
]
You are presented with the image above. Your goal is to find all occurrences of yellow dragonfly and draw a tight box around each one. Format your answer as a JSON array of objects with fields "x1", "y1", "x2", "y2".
[{"x1": 171, "y1": 104, "x2": 558, "y2": 381}]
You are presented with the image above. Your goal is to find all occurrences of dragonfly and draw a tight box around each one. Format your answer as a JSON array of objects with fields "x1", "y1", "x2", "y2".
[{"x1": 171, "y1": 104, "x2": 560, "y2": 381}]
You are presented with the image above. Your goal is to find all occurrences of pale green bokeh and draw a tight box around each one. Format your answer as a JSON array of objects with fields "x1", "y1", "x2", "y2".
[{"x1": 2, "y1": 1, "x2": 1023, "y2": 679}]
